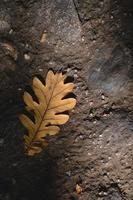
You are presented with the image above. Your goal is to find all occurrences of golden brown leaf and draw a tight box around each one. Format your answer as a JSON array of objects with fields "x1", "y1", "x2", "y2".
[
  {"x1": 76, "y1": 184, "x2": 82, "y2": 194},
  {"x1": 20, "y1": 70, "x2": 76, "y2": 156}
]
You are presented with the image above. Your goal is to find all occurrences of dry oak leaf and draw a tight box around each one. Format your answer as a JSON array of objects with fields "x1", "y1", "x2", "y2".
[{"x1": 20, "y1": 70, "x2": 76, "y2": 156}]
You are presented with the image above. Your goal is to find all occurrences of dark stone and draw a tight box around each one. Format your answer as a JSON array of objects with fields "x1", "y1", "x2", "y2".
[
  {"x1": 105, "y1": 187, "x2": 122, "y2": 200},
  {"x1": 0, "y1": 0, "x2": 132, "y2": 200},
  {"x1": 87, "y1": 45, "x2": 132, "y2": 96}
]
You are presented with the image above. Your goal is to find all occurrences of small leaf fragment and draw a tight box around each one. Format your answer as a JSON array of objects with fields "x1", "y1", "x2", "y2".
[{"x1": 76, "y1": 184, "x2": 82, "y2": 194}]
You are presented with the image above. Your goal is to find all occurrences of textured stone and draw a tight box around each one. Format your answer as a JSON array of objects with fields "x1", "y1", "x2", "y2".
[{"x1": 0, "y1": 0, "x2": 132, "y2": 200}]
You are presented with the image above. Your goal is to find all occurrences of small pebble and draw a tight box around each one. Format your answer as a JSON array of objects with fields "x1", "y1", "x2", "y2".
[
  {"x1": 18, "y1": 88, "x2": 22, "y2": 91},
  {"x1": 81, "y1": 36, "x2": 85, "y2": 42},
  {"x1": 99, "y1": 134, "x2": 103, "y2": 138},
  {"x1": 0, "y1": 139, "x2": 4, "y2": 145},
  {"x1": 74, "y1": 74, "x2": 78, "y2": 78},
  {"x1": 101, "y1": 94, "x2": 105, "y2": 100},
  {"x1": 89, "y1": 113, "x2": 93, "y2": 117},
  {"x1": 65, "y1": 171, "x2": 71, "y2": 177},
  {"x1": 40, "y1": 32, "x2": 47, "y2": 43},
  {"x1": 9, "y1": 28, "x2": 13, "y2": 34},
  {"x1": 25, "y1": 43, "x2": 29, "y2": 48},
  {"x1": 89, "y1": 101, "x2": 93, "y2": 106},
  {"x1": 0, "y1": 10, "x2": 11, "y2": 33},
  {"x1": 24, "y1": 53, "x2": 30, "y2": 61},
  {"x1": 38, "y1": 68, "x2": 43, "y2": 72},
  {"x1": 66, "y1": 68, "x2": 71, "y2": 72}
]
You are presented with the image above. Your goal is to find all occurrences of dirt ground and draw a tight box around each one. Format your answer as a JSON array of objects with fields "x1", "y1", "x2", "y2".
[{"x1": 0, "y1": 0, "x2": 132, "y2": 199}]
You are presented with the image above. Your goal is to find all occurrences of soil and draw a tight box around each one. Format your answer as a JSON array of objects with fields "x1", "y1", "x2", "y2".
[{"x1": 0, "y1": 0, "x2": 132, "y2": 200}]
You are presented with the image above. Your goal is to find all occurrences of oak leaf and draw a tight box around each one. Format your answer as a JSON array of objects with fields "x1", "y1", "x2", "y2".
[{"x1": 20, "y1": 70, "x2": 76, "y2": 156}]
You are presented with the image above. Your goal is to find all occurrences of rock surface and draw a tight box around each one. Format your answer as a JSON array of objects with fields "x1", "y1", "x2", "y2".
[{"x1": 0, "y1": 0, "x2": 132, "y2": 200}]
